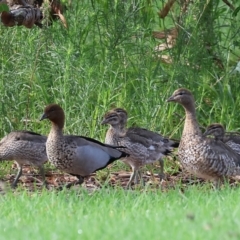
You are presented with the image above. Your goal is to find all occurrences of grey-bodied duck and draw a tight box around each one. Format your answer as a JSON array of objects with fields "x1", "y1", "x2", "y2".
[{"x1": 40, "y1": 104, "x2": 129, "y2": 188}]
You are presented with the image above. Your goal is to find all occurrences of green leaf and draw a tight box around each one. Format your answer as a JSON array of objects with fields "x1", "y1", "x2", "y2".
[
  {"x1": 232, "y1": 6, "x2": 240, "y2": 17},
  {"x1": 0, "y1": 3, "x2": 9, "y2": 13}
]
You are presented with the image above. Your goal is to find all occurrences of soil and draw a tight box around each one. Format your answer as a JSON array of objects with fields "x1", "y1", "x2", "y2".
[{"x1": 1, "y1": 162, "x2": 240, "y2": 193}]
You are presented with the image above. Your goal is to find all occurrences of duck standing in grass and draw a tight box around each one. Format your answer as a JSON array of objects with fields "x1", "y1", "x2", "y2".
[
  {"x1": 203, "y1": 123, "x2": 240, "y2": 155},
  {"x1": 40, "y1": 103, "x2": 129, "y2": 188},
  {"x1": 167, "y1": 88, "x2": 240, "y2": 187},
  {"x1": 0, "y1": 130, "x2": 47, "y2": 188},
  {"x1": 101, "y1": 108, "x2": 179, "y2": 187}
]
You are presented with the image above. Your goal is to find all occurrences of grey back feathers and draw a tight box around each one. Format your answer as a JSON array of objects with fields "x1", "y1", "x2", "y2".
[
  {"x1": 167, "y1": 88, "x2": 240, "y2": 185},
  {"x1": 0, "y1": 130, "x2": 47, "y2": 187},
  {"x1": 40, "y1": 103, "x2": 128, "y2": 187}
]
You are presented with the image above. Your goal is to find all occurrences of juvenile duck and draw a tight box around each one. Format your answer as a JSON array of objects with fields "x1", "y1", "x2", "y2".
[
  {"x1": 167, "y1": 88, "x2": 240, "y2": 186},
  {"x1": 203, "y1": 123, "x2": 240, "y2": 155},
  {"x1": 0, "y1": 130, "x2": 47, "y2": 188},
  {"x1": 101, "y1": 108, "x2": 179, "y2": 187},
  {"x1": 40, "y1": 104, "x2": 129, "y2": 188}
]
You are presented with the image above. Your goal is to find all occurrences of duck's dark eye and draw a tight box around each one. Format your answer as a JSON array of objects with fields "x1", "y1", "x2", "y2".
[{"x1": 178, "y1": 92, "x2": 183, "y2": 95}]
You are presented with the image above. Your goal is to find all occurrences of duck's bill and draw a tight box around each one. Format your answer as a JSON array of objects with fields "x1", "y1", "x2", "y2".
[
  {"x1": 40, "y1": 113, "x2": 48, "y2": 121},
  {"x1": 167, "y1": 96, "x2": 175, "y2": 102}
]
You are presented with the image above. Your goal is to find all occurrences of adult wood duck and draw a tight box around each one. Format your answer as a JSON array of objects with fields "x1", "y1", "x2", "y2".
[
  {"x1": 167, "y1": 88, "x2": 240, "y2": 187},
  {"x1": 40, "y1": 104, "x2": 129, "y2": 188}
]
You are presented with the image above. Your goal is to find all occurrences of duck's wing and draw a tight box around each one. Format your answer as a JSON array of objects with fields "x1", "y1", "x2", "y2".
[
  {"x1": 128, "y1": 127, "x2": 164, "y2": 140},
  {"x1": 117, "y1": 131, "x2": 173, "y2": 159},
  {"x1": 16, "y1": 131, "x2": 47, "y2": 143},
  {"x1": 77, "y1": 135, "x2": 127, "y2": 149},
  {"x1": 120, "y1": 131, "x2": 154, "y2": 148},
  {"x1": 224, "y1": 133, "x2": 240, "y2": 144},
  {"x1": 222, "y1": 134, "x2": 240, "y2": 155},
  {"x1": 65, "y1": 135, "x2": 129, "y2": 159},
  {"x1": 204, "y1": 137, "x2": 240, "y2": 166},
  {"x1": 0, "y1": 131, "x2": 47, "y2": 144},
  {"x1": 128, "y1": 127, "x2": 179, "y2": 147},
  {"x1": 64, "y1": 135, "x2": 129, "y2": 176}
]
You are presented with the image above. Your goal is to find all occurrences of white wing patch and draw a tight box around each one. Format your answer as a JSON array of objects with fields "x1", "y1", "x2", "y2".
[{"x1": 149, "y1": 145, "x2": 155, "y2": 150}]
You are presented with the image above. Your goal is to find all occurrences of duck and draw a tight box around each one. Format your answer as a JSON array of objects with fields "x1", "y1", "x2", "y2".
[
  {"x1": 203, "y1": 123, "x2": 225, "y2": 141},
  {"x1": 203, "y1": 123, "x2": 240, "y2": 155},
  {"x1": 40, "y1": 103, "x2": 129, "y2": 188},
  {"x1": 0, "y1": 130, "x2": 47, "y2": 188},
  {"x1": 167, "y1": 88, "x2": 240, "y2": 186},
  {"x1": 101, "y1": 108, "x2": 179, "y2": 187}
]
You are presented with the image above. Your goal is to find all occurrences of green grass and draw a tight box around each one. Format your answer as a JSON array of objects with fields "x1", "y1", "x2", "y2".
[
  {"x1": 1, "y1": 0, "x2": 240, "y2": 239},
  {"x1": 1, "y1": 185, "x2": 240, "y2": 240}
]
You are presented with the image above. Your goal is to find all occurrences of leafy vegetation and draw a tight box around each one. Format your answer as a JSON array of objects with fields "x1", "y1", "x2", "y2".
[{"x1": 0, "y1": 1, "x2": 239, "y2": 138}]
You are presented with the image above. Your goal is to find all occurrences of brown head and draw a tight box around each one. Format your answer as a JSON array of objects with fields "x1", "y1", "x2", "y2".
[
  {"x1": 40, "y1": 104, "x2": 65, "y2": 129},
  {"x1": 167, "y1": 88, "x2": 195, "y2": 112},
  {"x1": 203, "y1": 123, "x2": 225, "y2": 140}
]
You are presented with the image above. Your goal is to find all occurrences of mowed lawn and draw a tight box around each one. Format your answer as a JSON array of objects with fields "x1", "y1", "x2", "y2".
[{"x1": 1, "y1": 184, "x2": 240, "y2": 240}]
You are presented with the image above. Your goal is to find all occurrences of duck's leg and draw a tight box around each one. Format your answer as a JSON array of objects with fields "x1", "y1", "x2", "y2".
[
  {"x1": 213, "y1": 178, "x2": 223, "y2": 189},
  {"x1": 126, "y1": 168, "x2": 137, "y2": 188},
  {"x1": 158, "y1": 159, "x2": 165, "y2": 181},
  {"x1": 38, "y1": 166, "x2": 48, "y2": 188},
  {"x1": 11, "y1": 162, "x2": 22, "y2": 188},
  {"x1": 65, "y1": 175, "x2": 84, "y2": 189},
  {"x1": 137, "y1": 170, "x2": 145, "y2": 186},
  {"x1": 134, "y1": 169, "x2": 140, "y2": 185},
  {"x1": 76, "y1": 175, "x2": 84, "y2": 185},
  {"x1": 136, "y1": 170, "x2": 141, "y2": 183}
]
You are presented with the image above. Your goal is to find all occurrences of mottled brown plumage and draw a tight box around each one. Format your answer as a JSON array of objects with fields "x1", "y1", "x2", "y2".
[
  {"x1": 167, "y1": 88, "x2": 240, "y2": 186},
  {"x1": 203, "y1": 123, "x2": 240, "y2": 155},
  {"x1": 40, "y1": 104, "x2": 129, "y2": 188},
  {"x1": 0, "y1": 130, "x2": 47, "y2": 187},
  {"x1": 101, "y1": 108, "x2": 179, "y2": 187}
]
